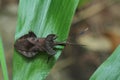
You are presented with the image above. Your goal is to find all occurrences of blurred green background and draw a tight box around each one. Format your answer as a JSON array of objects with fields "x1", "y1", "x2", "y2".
[{"x1": 0, "y1": 0, "x2": 120, "y2": 80}]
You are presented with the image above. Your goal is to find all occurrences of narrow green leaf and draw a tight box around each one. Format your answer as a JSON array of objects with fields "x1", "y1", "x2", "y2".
[
  {"x1": 13, "y1": 0, "x2": 79, "y2": 80},
  {"x1": 90, "y1": 45, "x2": 120, "y2": 80},
  {"x1": 0, "y1": 37, "x2": 9, "y2": 80}
]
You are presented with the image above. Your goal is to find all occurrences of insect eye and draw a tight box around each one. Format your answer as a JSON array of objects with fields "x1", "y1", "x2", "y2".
[{"x1": 46, "y1": 34, "x2": 57, "y2": 41}]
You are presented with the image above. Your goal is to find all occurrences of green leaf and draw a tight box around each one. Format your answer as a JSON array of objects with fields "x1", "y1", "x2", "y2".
[
  {"x1": 0, "y1": 37, "x2": 9, "y2": 80},
  {"x1": 90, "y1": 45, "x2": 120, "y2": 80},
  {"x1": 13, "y1": 0, "x2": 79, "y2": 80}
]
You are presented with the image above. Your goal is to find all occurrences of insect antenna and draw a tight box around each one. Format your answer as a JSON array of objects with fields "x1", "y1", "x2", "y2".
[{"x1": 54, "y1": 42, "x2": 85, "y2": 46}]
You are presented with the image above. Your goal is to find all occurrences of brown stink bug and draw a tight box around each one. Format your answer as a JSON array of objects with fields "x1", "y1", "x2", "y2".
[
  {"x1": 14, "y1": 28, "x2": 88, "y2": 61},
  {"x1": 14, "y1": 31, "x2": 68, "y2": 58}
]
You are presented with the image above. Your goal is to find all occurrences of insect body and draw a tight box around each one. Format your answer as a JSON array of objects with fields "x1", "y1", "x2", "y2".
[{"x1": 14, "y1": 31, "x2": 67, "y2": 57}]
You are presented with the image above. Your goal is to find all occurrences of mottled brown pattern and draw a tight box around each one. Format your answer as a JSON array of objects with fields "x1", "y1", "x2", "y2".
[{"x1": 14, "y1": 31, "x2": 68, "y2": 57}]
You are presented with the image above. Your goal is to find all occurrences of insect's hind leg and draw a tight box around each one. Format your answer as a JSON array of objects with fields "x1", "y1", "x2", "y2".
[{"x1": 47, "y1": 55, "x2": 53, "y2": 63}]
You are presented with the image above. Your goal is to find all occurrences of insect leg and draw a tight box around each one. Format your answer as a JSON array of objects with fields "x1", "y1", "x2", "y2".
[{"x1": 47, "y1": 55, "x2": 53, "y2": 63}]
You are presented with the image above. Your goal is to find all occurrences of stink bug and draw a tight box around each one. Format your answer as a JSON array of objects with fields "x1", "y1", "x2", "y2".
[
  {"x1": 14, "y1": 28, "x2": 87, "y2": 62},
  {"x1": 14, "y1": 31, "x2": 68, "y2": 58}
]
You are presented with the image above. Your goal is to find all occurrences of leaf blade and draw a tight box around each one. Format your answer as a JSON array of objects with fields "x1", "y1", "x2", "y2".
[
  {"x1": 0, "y1": 37, "x2": 9, "y2": 80},
  {"x1": 13, "y1": 0, "x2": 79, "y2": 80},
  {"x1": 90, "y1": 45, "x2": 120, "y2": 80}
]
